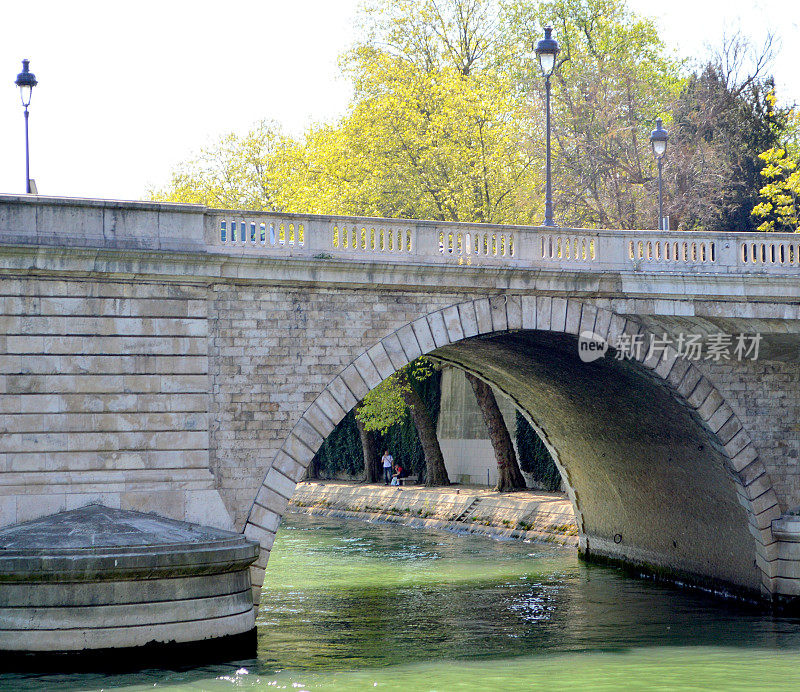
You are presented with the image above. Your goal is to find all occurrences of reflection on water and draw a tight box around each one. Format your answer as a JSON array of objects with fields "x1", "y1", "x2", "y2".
[{"x1": 4, "y1": 511, "x2": 800, "y2": 690}]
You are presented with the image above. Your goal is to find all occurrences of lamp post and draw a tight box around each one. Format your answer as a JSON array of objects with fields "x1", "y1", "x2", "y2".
[
  {"x1": 649, "y1": 117, "x2": 669, "y2": 231},
  {"x1": 15, "y1": 59, "x2": 38, "y2": 194},
  {"x1": 535, "y1": 26, "x2": 559, "y2": 227}
]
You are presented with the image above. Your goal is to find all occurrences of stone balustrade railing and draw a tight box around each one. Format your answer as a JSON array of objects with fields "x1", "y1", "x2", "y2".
[
  {"x1": 1, "y1": 194, "x2": 799, "y2": 274},
  {"x1": 208, "y1": 208, "x2": 800, "y2": 273}
]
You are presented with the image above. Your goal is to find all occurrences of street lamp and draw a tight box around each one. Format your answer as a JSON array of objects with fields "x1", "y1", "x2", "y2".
[
  {"x1": 15, "y1": 59, "x2": 38, "y2": 194},
  {"x1": 535, "y1": 25, "x2": 559, "y2": 227},
  {"x1": 649, "y1": 117, "x2": 669, "y2": 231}
]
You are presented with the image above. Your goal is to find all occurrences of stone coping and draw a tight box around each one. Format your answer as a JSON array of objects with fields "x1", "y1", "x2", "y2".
[
  {"x1": 0, "y1": 193, "x2": 205, "y2": 213},
  {"x1": 773, "y1": 516, "x2": 800, "y2": 543},
  {"x1": 0, "y1": 505, "x2": 259, "y2": 582}
]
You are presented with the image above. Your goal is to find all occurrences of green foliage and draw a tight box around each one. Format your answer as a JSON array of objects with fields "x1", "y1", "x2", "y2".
[
  {"x1": 152, "y1": 1, "x2": 540, "y2": 226},
  {"x1": 752, "y1": 145, "x2": 800, "y2": 233},
  {"x1": 668, "y1": 62, "x2": 794, "y2": 231},
  {"x1": 310, "y1": 410, "x2": 365, "y2": 479},
  {"x1": 383, "y1": 367, "x2": 443, "y2": 480},
  {"x1": 150, "y1": 1, "x2": 793, "y2": 236},
  {"x1": 149, "y1": 120, "x2": 291, "y2": 210},
  {"x1": 499, "y1": 0, "x2": 684, "y2": 229},
  {"x1": 355, "y1": 375, "x2": 409, "y2": 434},
  {"x1": 276, "y1": 5, "x2": 539, "y2": 224},
  {"x1": 515, "y1": 411, "x2": 561, "y2": 492},
  {"x1": 356, "y1": 358, "x2": 437, "y2": 433}
]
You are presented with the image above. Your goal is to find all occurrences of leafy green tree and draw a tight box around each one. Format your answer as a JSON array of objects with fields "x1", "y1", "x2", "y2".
[
  {"x1": 752, "y1": 146, "x2": 800, "y2": 233},
  {"x1": 272, "y1": 1, "x2": 539, "y2": 223},
  {"x1": 149, "y1": 120, "x2": 290, "y2": 210}
]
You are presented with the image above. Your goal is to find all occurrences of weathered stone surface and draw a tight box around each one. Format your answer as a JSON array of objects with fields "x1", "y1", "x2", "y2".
[{"x1": 0, "y1": 505, "x2": 257, "y2": 653}]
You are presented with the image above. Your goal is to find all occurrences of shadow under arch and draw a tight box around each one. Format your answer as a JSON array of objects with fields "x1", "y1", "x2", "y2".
[{"x1": 244, "y1": 296, "x2": 780, "y2": 605}]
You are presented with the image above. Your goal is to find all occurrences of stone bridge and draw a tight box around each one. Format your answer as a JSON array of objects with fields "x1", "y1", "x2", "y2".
[{"x1": 1, "y1": 194, "x2": 799, "y2": 610}]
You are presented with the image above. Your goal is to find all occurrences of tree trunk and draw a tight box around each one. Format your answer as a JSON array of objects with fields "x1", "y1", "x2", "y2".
[
  {"x1": 402, "y1": 382, "x2": 449, "y2": 486},
  {"x1": 464, "y1": 371, "x2": 526, "y2": 492},
  {"x1": 356, "y1": 412, "x2": 380, "y2": 483}
]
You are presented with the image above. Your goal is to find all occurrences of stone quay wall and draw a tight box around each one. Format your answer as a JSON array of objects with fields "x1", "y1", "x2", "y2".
[{"x1": 289, "y1": 481, "x2": 578, "y2": 545}]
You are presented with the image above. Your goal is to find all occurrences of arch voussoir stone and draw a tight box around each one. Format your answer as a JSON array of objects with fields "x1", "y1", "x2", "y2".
[
  {"x1": 411, "y1": 316, "x2": 437, "y2": 352},
  {"x1": 314, "y1": 390, "x2": 347, "y2": 427},
  {"x1": 427, "y1": 310, "x2": 451, "y2": 348},
  {"x1": 254, "y1": 486, "x2": 290, "y2": 520},
  {"x1": 564, "y1": 299, "x2": 583, "y2": 335},
  {"x1": 326, "y1": 375, "x2": 358, "y2": 416},
  {"x1": 731, "y1": 444, "x2": 759, "y2": 472},
  {"x1": 716, "y1": 415, "x2": 743, "y2": 445},
  {"x1": 302, "y1": 402, "x2": 337, "y2": 439},
  {"x1": 706, "y1": 403, "x2": 735, "y2": 434},
  {"x1": 520, "y1": 295, "x2": 537, "y2": 329},
  {"x1": 578, "y1": 303, "x2": 598, "y2": 336},
  {"x1": 654, "y1": 346, "x2": 680, "y2": 380},
  {"x1": 474, "y1": 298, "x2": 492, "y2": 333},
  {"x1": 396, "y1": 323, "x2": 423, "y2": 361},
  {"x1": 366, "y1": 342, "x2": 395, "y2": 380},
  {"x1": 281, "y1": 433, "x2": 315, "y2": 471},
  {"x1": 339, "y1": 364, "x2": 370, "y2": 401},
  {"x1": 535, "y1": 296, "x2": 552, "y2": 330},
  {"x1": 263, "y1": 467, "x2": 297, "y2": 502},
  {"x1": 457, "y1": 301, "x2": 480, "y2": 337},
  {"x1": 441, "y1": 305, "x2": 465, "y2": 342},
  {"x1": 293, "y1": 417, "x2": 325, "y2": 452},
  {"x1": 489, "y1": 295, "x2": 508, "y2": 332},
  {"x1": 506, "y1": 295, "x2": 523, "y2": 330},
  {"x1": 353, "y1": 352, "x2": 383, "y2": 390},
  {"x1": 593, "y1": 305, "x2": 613, "y2": 340},
  {"x1": 605, "y1": 313, "x2": 627, "y2": 350},
  {"x1": 271, "y1": 450, "x2": 308, "y2": 484},
  {"x1": 382, "y1": 331, "x2": 411, "y2": 370}
]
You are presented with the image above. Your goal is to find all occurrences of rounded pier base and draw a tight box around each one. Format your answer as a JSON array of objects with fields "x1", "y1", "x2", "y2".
[{"x1": 0, "y1": 504, "x2": 259, "y2": 666}]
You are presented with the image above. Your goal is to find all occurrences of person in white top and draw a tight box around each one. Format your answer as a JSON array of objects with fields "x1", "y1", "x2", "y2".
[{"x1": 381, "y1": 450, "x2": 394, "y2": 485}]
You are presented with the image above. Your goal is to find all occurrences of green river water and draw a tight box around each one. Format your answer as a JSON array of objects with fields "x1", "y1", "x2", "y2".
[{"x1": 5, "y1": 511, "x2": 800, "y2": 691}]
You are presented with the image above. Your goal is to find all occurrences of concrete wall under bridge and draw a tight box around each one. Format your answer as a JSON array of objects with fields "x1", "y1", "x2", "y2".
[{"x1": 1, "y1": 194, "x2": 800, "y2": 627}]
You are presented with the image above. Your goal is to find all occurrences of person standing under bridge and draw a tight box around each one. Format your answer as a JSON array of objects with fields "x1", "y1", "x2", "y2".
[{"x1": 382, "y1": 450, "x2": 394, "y2": 485}]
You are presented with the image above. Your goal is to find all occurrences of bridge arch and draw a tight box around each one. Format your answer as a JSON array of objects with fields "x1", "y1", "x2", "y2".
[{"x1": 243, "y1": 296, "x2": 779, "y2": 604}]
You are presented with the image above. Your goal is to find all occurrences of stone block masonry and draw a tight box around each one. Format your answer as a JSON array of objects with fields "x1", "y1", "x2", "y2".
[
  {"x1": 0, "y1": 276, "x2": 231, "y2": 531},
  {"x1": 208, "y1": 285, "x2": 479, "y2": 530}
]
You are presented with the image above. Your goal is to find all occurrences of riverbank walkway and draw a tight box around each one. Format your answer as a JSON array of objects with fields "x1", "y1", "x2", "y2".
[{"x1": 288, "y1": 480, "x2": 578, "y2": 545}]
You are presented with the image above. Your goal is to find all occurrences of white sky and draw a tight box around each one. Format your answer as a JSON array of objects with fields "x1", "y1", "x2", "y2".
[{"x1": 1, "y1": 0, "x2": 798, "y2": 202}]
